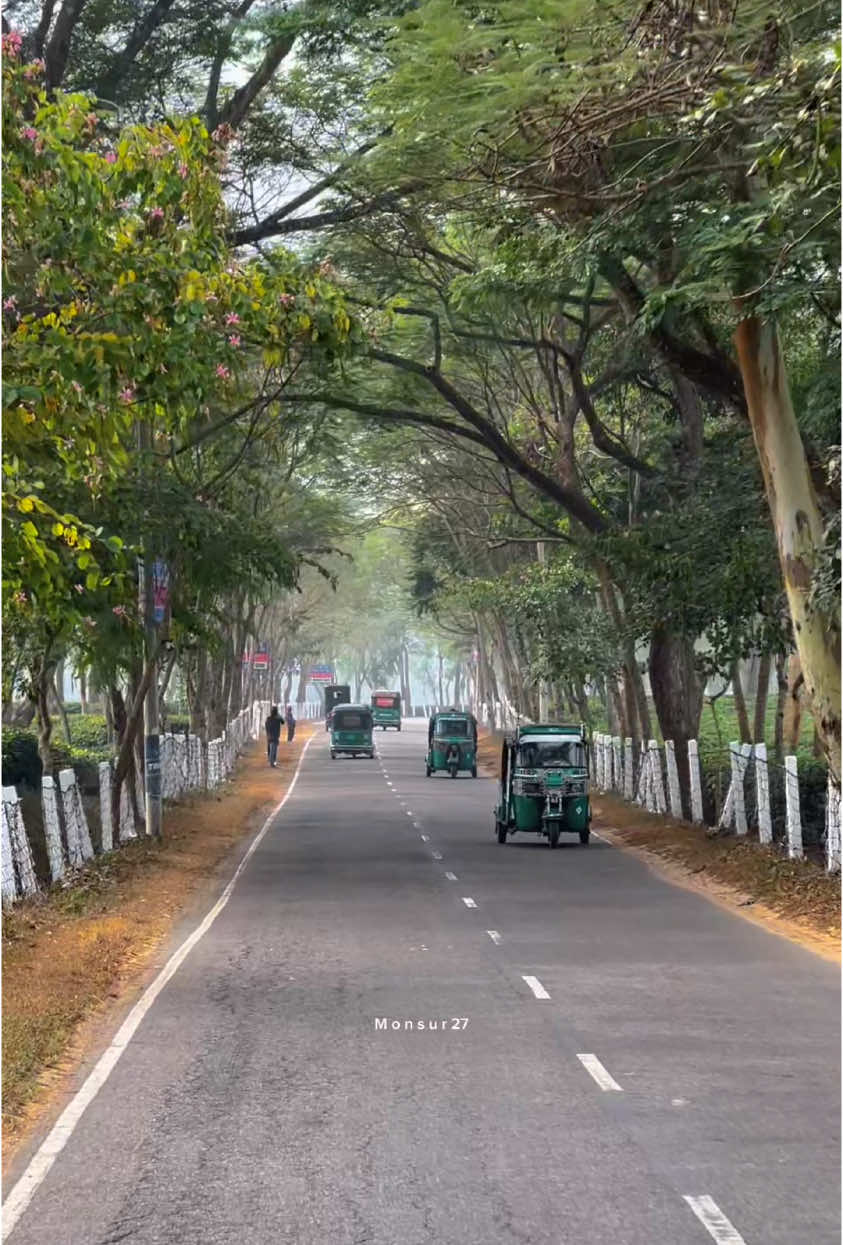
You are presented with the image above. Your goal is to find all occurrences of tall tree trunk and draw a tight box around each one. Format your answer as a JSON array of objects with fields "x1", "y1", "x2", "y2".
[
  {"x1": 51, "y1": 667, "x2": 73, "y2": 746},
  {"x1": 753, "y1": 653, "x2": 772, "y2": 743},
  {"x1": 437, "y1": 650, "x2": 444, "y2": 707},
  {"x1": 773, "y1": 651, "x2": 788, "y2": 762},
  {"x1": 735, "y1": 315, "x2": 841, "y2": 783},
  {"x1": 453, "y1": 662, "x2": 462, "y2": 709},
  {"x1": 34, "y1": 656, "x2": 56, "y2": 777},
  {"x1": 648, "y1": 627, "x2": 703, "y2": 817},
  {"x1": 730, "y1": 661, "x2": 752, "y2": 743},
  {"x1": 79, "y1": 669, "x2": 89, "y2": 715}
]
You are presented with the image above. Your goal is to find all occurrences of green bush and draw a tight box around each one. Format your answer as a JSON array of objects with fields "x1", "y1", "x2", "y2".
[
  {"x1": 164, "y1": 714, "x2": 191, "y2": 733},
  {"x1": 63, "y1": 702, "x2": 82, "y2": 715},
  {"x1": 68, "y1": 715, "x2": 109, "y2": 749},
  {"x1": 2, "y1": 728, "x2": 111, "y2": 790}
]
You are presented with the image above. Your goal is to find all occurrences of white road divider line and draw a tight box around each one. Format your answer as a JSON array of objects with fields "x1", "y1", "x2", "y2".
[
  {"x1": 432, "y1": 851, "x2": 442, "y2": 860},
  {"x1": 462, "y1": 897, "x2": 477, "y2": 908},
  {"x1": 2, "y1": 734, "x2": 315, "y2": 1240},
  {"x1": 522, "y1": 974, "x2": 550, "y2": 999},
  {"x1": 683, "y1": 1196, "x2": 747, "y2": 1244},
  {"x1": 487, "y1": 930, "x2": 502, "y2": 945},
  {"x1": 445, "y1": 871, "x2": 458, "y2": 881},
  {"x1": 420, "y1": 833, "x2": 429, "y2": 841},
  {"x1": 576, "y1": 1053, "x2": 623, "y2": 1091}
]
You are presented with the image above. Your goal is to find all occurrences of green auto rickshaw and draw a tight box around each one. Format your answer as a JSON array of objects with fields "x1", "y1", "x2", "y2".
[
  {"x1": 330, "y1": 703, "x2": 375, "y2": 759},
  {"x1": 371, "y1": 689, "x2": 402, "y2": 730},
  {"x1": 425, "y1": 709, "x2": 478, "y2": 778},
  {"x1": 494, "y1": 724, "x2": 590, "y2": 847}
]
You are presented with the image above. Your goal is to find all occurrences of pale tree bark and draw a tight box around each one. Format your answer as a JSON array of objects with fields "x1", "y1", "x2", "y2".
[{"x1": 735, "y1": 315, "x2": 840, "y2": 784}]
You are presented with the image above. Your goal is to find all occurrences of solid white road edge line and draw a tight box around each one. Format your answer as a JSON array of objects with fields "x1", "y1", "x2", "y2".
[
  {"x1": 522, "y1": 974, "x2": 550, "y2": 999},
  {"x1": 576, "y1": 1053, "x2": 623, "y2": 1091},
  {"x1": 683, "y1": 1196, "x2": 747, "y2": 1245},
  {"x1": 2, "y1": 734, "x2": 315, "y2": 1241},
  {"x1": 487, "y1": 930, "x2": 502, "y2": 945},
  {"x1": 462, "y1": 897, "x2": 477, "y2": 908}
]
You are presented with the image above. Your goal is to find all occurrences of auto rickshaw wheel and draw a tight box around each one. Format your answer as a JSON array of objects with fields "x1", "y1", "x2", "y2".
[
  {"x1": 397, "y1": 723, "x2": 401, "y2": 731},
  {"x1": 330, "y1": 751, "x2": 336, "y2": 759},
  {"x1": 496, "y1": 821, "x2": 507, "y2": 844},
  {"x1": 548, "y1": 825, "x2": 560, "y2": 849},
  {"x1": 579, "y1": 828, "x2": 590, "y2": 844},
  {"x1": 425, "y1": 764, "x2": 431, "y2": 777},
  {"x1": 471, "y1": 765, "x2": 477, "y2": 778}
]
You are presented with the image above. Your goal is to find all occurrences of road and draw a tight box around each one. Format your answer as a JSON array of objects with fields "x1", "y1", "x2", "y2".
[{"x1": 5, "y1": 720, "x2": 839, "y2": 1244}]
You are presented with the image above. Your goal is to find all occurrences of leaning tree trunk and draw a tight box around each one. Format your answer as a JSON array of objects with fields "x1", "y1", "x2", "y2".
[
  {"x1": 735, "y1": 315, "x2": 841, "y2": 784},
  {"x1": 730, "y1": 661, "x2": 752, "y2": 743},
  {"x1": 33, "y1": 656, "x2": 56, "y2": 777},
  {"x1": 648, "y1": 626, "x2": 703, "y2": 817},
  {"x1": 773, "y1": 652, "x2": 787, "y2": 762},
  {"x1": 753, "y1": 653, "x2": 772, "y2": 743}
]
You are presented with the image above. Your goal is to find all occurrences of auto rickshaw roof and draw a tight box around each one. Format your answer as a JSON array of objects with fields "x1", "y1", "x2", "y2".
[{"x1": 332, "y1": 703, "x2": 371, "y2": 714}]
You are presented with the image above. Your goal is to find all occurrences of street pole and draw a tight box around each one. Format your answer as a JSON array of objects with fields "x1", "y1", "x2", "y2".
[
  {"x1": 138, "y1": 420, "x2": 162, "y2": 839},
  {"x1": 537, "y1": 541, "x2": 547, "y2": 721}
]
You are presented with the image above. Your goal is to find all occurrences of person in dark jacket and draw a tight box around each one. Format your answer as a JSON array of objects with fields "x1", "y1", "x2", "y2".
[
  {"x1": 265, "y1": 706, "x2": 282, "y2": 766},
  {"x1": 285, "y1": 704, "x2": 296, "y2": 742}
]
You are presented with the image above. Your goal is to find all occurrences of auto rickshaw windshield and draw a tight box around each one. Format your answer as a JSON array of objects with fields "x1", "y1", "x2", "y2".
[
  {"x1": 334, "y1": 710, "x2": 371, "y2": 729},
  {"x1": 517, "y1": 739, "x2": 585, "y2": 768},
  {"x1": 435, "y1": 718, "x2": 470, "y2": 737}
]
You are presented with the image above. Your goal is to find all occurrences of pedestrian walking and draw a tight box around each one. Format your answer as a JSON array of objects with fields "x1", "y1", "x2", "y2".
[
  {"x1": 265, "y1": 705, "x2": 282, "y2": 766},
  {"x1": 285, "y1": 703, "x2": 296, "y2": 743}
]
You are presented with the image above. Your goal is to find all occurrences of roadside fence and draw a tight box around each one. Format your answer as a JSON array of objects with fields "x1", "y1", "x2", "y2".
[
  {"x1": 1, "y1": 698, "x2": 306, "y2": 906},
  {"x1": 592, "y1": 733, "x2": 839, "y2": 875}
]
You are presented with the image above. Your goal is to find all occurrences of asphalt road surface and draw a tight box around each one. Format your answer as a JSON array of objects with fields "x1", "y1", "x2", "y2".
[{"x1": 6, "y1": 721, "x2": 840, "y2": 1245}]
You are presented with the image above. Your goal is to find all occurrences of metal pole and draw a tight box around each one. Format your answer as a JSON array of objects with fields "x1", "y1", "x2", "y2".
[
  {"x1": 537, "y1": 541, "x2": 547, "y2": 721},
  {"x1": 138, "y1": 420, "x2": 162, "y2": 839}
]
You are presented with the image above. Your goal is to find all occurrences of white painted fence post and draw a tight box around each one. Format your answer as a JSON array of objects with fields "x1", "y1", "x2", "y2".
[
  {"x1": 59, "y1": 769, "x2": 94, "y2": 864},
  {"x1": 1, "y1": 798, "x2": 17, "y2": 904},
  {"x1": 731, "y1": 742, "x2": 750, "y2": 835},
  {"x1": 687, "y1": 740, "x2": 704, "y2": 823},
  {"x1": 664, "y1": 741, "x2": 682, "y2": 818},
  {"x1": 623, "y1": 738, "x2": 634, "y2": 801},
  {"x1": 42, "y1": 775, "x2": 66, "y2": 880},
  {"x1": 754, "y1": 743, "x2": 773, "y2": 845},
  {"x1": 784, "y1": 755, "x2": 803, "y2": 861},
  {"x1": 825, "y1": 778, "x2": 841, "y2": 875},
  {"x1": 612, "y1": 737, "x2": 622, "y2": 793},
  {"x1": 635, "y1": 743, "x2": 648, "y2": 806},
  {"x1": 98, "y1": 763, "x2": 113, "y2": 853},
  {"x1": 2, "y1": 787, "x2": 38, "y2": 899},
  {"x1": 119, "y1": 778, "x2": 136, "y2": 841},
  {"x1": 649, "y1": 740, "x2": 667, "y2": 814}
]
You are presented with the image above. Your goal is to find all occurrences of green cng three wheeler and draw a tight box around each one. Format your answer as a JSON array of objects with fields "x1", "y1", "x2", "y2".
[
  {"x1": 425, "y1": 710, "x2": 478, "y2": 778},
  {"x1": 371, "y1": 690, "x2": 402, "y2": 730},
  {"x1": 494, "y1": 724, "x2": 590, "y2": 847},
  {"x1": 330, "y1": 704, "x2": 375, "y2": 759}
]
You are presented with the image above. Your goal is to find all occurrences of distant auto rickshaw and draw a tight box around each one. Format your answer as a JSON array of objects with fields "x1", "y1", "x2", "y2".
[
  {"x1": 330, "y1": 703, "x2": 375, "y2": 759},
  {"x1": 425, "y1": 709, "x2": 478, "y2": 778},
  {"x1": 371, "y1": 690, "x2": 402, "y2": 731},
  {"x1": 494, "y1": 724, "x2": 590, "y2": 847},
  {"x1": 325, "y1": 683, "x2": 351, "y2": 732}
]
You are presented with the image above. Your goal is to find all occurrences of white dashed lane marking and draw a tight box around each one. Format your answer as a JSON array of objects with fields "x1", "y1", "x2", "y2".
[
  {"x1": 486, "y1": 930, "x2": 501, "y2": 945},
  {"x1": 445, "y1": 872, "x2": 458, "y2": 882},
  {"x1": 522, "y1": 975, "x2": 550, "y2": 1000},
  {"x1": 576, "y1": 1053, "x2": 622, "y2": 1092},
  {"x1": 462, "y1": 897, "x2": 477, "y2": 909},
  {"x1": 683, "y1": 1196, "x2": 747, "y2": 1244}
]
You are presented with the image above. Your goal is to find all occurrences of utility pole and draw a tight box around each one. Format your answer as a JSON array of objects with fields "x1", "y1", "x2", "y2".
[
  {"x1": 138, "y1": 420, "x2": 162, "y2": 839},
  {"x1": 537, "y1": 541, "x2": 548, "y2": 721}
]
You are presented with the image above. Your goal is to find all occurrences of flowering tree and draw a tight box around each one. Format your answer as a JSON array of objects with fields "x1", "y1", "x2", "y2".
[{"x1": 2, "y1": 44, "x2": 358, "y2": 779}]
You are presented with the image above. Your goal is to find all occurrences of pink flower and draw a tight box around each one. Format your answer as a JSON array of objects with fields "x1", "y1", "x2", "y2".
[
  {"x1": 116, "y1": 199, "x2": 131, "y2": 210},
  {"x1": 118, "y1": 386, "x2": 135, "y2": 403},
  {"x1": 104, "y1": 151, "x2": 117, "y2": 164},
  {"x1": 224, "y1": 312, "x2": 240, "y2": 325},
  {"x1": 228, "y1": 334, "x2": 240, "y2": 347},
  {"x1": 279, "y1": 292, "x2": 295, "y2": 307},
  {"x1": 71, "y1": 380, "x2": 83, "y2": 394},
  {"x1": 148, "y1": 206, "x2": 164, "y2": 220},
  {"x1": 13, "y1": 590, "x2": 28, "y2": 606},
  {"x1": 215, "y1": 364, "x2": 230, "y2": 380},
  {"x1": 112, "y1": 604, "x2": 128, "y2": 618},
  {"x1": 178, "y1": 163, "x2": 189, "y2": 179},
  {"x1": 74, "y1": 583, "x2": 85, "y2": 594},
  {"x1": 83, "y1": 616, "x2": 96, "y2": 628},
  {"x1": 20, "y1": 126, "x2": 38, "y2": 142},
  {"x1": 2, "y1": 31, "x2": 23, "y2": 56},
  {"x1": 3, "y1": 296, "x2": 17, "y2": 310}
]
